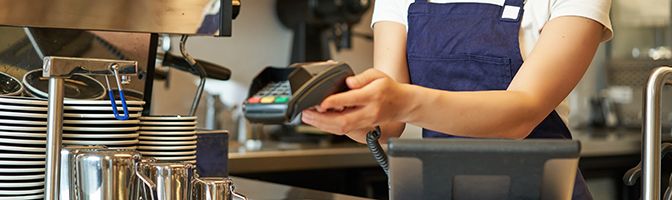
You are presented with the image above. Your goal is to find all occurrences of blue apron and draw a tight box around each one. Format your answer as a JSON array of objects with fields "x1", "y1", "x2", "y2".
[{"x1": 405, "y1": 0, "x2": 592, "y2": 199}]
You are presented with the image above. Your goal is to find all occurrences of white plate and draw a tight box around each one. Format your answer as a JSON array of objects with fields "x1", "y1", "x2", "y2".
[
  {"x1": 0, "y1": 119, "x2": 47, "y2": 126},
  {"x1": 140, "y1": 126, "x2": 196, "y2": 131},
  {"x1": 138, "y1": 135, "x2": 197, "y2": 141},
  {"x1": 139, "y1": 121, "x2": 197, "y2": 126},
  {"x1": 63, "y1": 126, "x2": 139, "y2": 132},
  {"x1": 152, "y1": 155, "x2": 197, "y2": 160},
  {"x1": 138, "y1": 140, "x2": 196, "y2": 145},
  {"x1": 140, "y1": 115, "x2": 196, "y2": 121},
  {"x1": 63, "y1": 133, "x2": 139, "y2": 139},
  {"x1": 0, "y1": 96, "x2": 47, "y2": 106},
  {"x1": 0, "y1": 125, "x2": 46, "y2": 132},
  {"x1": 0, "y1": 188, "x2": 44, "y2": 195},
  {"x1": 63, "y1": 139, "x2": 138, "y2": 146},
  {"x1": 64, "y1": 119, "x2": 140, "y2": 125},
  {"x1": 0, "y1": 174, "x2": 44, "y2": 181},
  {"x1": 0, "y1": 104, "x2": 47, "y2": 112},
  {"x1": 139, "y1": 150, "x2": 196, "y2": 156},
  {"x1": 0, "y1": 153, "x2": 45, "y2": 160},
  {"x1": 0, "y1": 194, "x2": 43, "y2": 200},
  {"x1": 0, "y1": 131, "x2": 44, "y2": 138},
  {"x1": 64, "y1": 100, "x2": 145, "y2": 106},
  {"x1": 139, "y1": 131, "x2": 195, "y2": 136},
  {"x1": 137, "y1": 145, "x2": 197, "y2": 151},
  {"x1": 0, "y1": 111, "x2": 47, "y2": 119},
  {"x1": 0, "y1": 167, "x2": 44, "y2": 173},
  {"x1": 0, "y1": 182, "x2": 44, "y2": 188},
  {"x1": 0, "y1": 160, "x2": 45, "y2": 166},
  {"x1": 0, "y1": 145, "x2": 45, "y2": 153},
  {"x1": 64, "y1": 105, "x2": 144, "y2": 112},
  {"x1": 64, "y1": 112, "x2": 141, "y2": 119},
  {"x1": 0, "y1": 138, "x2": 45, "y2": 145}
]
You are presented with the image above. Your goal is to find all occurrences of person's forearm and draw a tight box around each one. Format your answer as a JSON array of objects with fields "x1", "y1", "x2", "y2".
[{"x1": 401, "y1": 85, "x2": 551, "y2": 139}]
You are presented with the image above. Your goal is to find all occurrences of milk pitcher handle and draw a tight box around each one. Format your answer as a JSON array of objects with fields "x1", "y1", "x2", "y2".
[
  {"x1": 135, "y1": 163, "x2": 157, "y2": 200},
  {"x1": 230, "y1": 183, "x2": 247, "y2": 200}
]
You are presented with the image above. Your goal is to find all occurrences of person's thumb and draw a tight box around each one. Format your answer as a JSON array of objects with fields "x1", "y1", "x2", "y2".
[{"x1": 346, "y1": 69, "x2": 387, "y2": 89}]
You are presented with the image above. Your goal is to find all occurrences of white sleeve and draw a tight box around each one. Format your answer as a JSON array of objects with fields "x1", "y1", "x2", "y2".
[
  {"x1": 371, "y1": 0, "x2": 407, "y2": 28},
  {"x1": 550, "y1": 0, "x2": 614, "y2": 41}
]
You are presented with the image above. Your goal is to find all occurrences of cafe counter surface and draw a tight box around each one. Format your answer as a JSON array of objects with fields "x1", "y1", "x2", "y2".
[{"x1": 232, "y1": 176, "x2": 370, "y2": 200}]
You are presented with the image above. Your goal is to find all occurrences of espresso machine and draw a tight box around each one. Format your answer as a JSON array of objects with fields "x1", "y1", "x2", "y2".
[{"x1": 0, "y1": 0, "x2": 241, "y2": 199}]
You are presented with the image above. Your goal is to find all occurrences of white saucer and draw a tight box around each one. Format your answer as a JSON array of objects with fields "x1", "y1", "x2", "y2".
[
  {"x1": 65, "y1": 100, "x2": 145, "y2": 106},
  {"x1": 152, "y1": 155, "x2": 197, "y2": 160},
  {"x1": 0, "y1": 119, "x2": 47, "y2": 126},
  {"x1": 0, "y1": 188, "x2": 44, "y2": 195},
  {"x1": 138, "y1": 140, "x2": 197, "y2": 145},
  {"x1": 0, "y1": 160, "x2": 45, "y2": 166},
  {"x1": 63, "y1": 126, "x2": 139, "y2": 132},
  {"x1": 138, "y1": 135, "x2": 197, "y2": 141},
  {"x1": 138, "y1": 150, "x2": 196, "y2": 156},
  {"x1": 63, "y1": 133, "x2": 139, "y2": 139},
  {"x1": 140, "y1": 126, "x2": 196, "y2": 131},
  {"x1": 0, "y1": 131, "x2": 44, "y2": 138},
  {"x1": 0, "y1": 125, "x2": 46, "y2": 132},
  {"x1": 0, "y1": 96, "x2": 47, "y2": 106},
  {"x1": 139, "y1": 131, "x2": 195, "y2": 136},
  {"x1": 64, "y1": 105, "x2": 144, "y2": 112},
  {"x1": 0, "y1": 104, "x2": 47, "y2": 112},
  {"x1": 0, "y1": 111, "x2": 47, "y2": 119},
  {"x1": 63, "y1": 112, "x2": 142, "y2": 119},
  {"x1": 0, "y1": 153, "x2": 45, "y2": 159},
  {"x1": 139, "y1": 121, "x2": 197, "y2": 126},
  {"x1": 0, "y1": 138, "x2": 45, "y2": 145},
  {"x1": 0, "y1": 174, "x2": 44, "y2": 181},
  {"x1": 0, "y1": 194, "x2": 43, "y2": 200},
  {"x1": 137, "y1": 145, "x2": 197, "y2": 151},
  {"x1": 63, "y1": 139, "x2": 138, "y2": 146},
  {"x1": 0, "y1": 145, "x2": 46, "y2": 153},
  {"x1": 0, "y1": 167, "x2": 44, "y2": 173},
  {"x1": 140, "y1": 115, "x2": 196, "y2": 121},
  {"x1": 64, "y1": 119, "x2": 140, "y2": 125}
]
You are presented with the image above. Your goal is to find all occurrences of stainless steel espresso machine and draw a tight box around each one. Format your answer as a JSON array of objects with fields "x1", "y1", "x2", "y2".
[{"x1": 0, "y1": 0, "x2": 241, "y2": 199}]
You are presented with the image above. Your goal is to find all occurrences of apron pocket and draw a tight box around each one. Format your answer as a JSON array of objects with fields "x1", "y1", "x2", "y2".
[{"x1": 408, "y1": 54, "x2": 513, "y2": 91}]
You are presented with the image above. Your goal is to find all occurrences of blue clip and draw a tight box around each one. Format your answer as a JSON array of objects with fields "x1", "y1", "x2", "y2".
[{"x1": 105, "y1": 65, "x2": 130, "y2": 121}]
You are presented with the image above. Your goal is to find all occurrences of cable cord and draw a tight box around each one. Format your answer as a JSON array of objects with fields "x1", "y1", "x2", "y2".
[{"x1": 366, "y1": 126, "x2": 389, "y2": 176}]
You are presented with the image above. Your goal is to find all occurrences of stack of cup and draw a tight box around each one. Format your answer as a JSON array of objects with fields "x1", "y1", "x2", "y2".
[{"x1": 138, "y1": 116, "x2": 197, "y2": 163}]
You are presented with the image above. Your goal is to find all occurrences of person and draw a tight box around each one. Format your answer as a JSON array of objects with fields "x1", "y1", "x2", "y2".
[{"x1": 301, "y1": 0, "x2": 612, "y2": 199}]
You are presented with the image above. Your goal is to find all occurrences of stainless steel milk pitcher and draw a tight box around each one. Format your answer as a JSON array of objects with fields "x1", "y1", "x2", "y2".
[
  {"x1": 191, "y1": 177, "x2": 247, "y2": 200},
  {"x1": 69, "y1": 148, "x2": 155, "y2": 200}
]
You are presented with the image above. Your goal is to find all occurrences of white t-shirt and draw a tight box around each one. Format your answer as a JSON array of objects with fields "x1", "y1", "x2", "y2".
[{"x1": 371, "y1": 0, "x2": 613, "y2": 124}]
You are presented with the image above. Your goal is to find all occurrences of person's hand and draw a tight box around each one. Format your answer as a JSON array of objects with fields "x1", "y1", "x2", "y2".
[{"x1": 302, "y1": 69, "x2": 414, "y2": 135}]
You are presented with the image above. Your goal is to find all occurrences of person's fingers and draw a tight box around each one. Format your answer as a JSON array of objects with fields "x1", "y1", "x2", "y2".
[
  {"x1": 320, "y1": 88, "x2": 371, "y2": 109},
  {"x1": 302, "y1": 108, "x2": 373, "y2": 134},
  {"x1": 346, "y1": 69, "x2": 387, "y2": 89}
]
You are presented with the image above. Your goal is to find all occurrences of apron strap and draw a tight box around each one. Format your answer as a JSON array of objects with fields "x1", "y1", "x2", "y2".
[{"x1": 504, "y1": 0, "x2": 525, "y2": 7}]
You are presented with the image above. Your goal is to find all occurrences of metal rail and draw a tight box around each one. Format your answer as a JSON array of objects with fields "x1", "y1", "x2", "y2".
[{"x1": 642, "y1": 66, "x2": 672, "y2": 200}]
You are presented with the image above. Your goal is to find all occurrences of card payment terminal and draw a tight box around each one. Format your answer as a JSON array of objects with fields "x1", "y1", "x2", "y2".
[{"x1": 243, "y1": 61, "x2": 354, "y2": 124}]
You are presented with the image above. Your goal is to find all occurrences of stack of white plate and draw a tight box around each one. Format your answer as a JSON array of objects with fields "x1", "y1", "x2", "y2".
[
  {"x1": 62, "y1": 100, "x2": 145, "y2": 149},
  {"x1": 138, "y1": 116, "x2": 197, "y2": 163},
  {"x1": 0, "y1": 94, "x2": 144, "y2": 198},
  {"x1": 0, "y1": 96, "x2": 48, "y2": 199}
]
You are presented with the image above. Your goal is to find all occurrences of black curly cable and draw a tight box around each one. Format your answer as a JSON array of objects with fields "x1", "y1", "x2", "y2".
[{"x1": 366, "y1": 126, "x2": 389, "y2": 176}]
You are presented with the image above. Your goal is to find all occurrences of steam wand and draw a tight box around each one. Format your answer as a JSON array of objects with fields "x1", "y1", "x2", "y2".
[{"x1": 179, "y1": 35, "x2": 208, "y2": 116}]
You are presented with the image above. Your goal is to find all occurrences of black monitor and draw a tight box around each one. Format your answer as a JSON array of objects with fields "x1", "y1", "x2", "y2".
[{"x1": 387, "y1": 138, "x2": 580, "y2": 200}]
